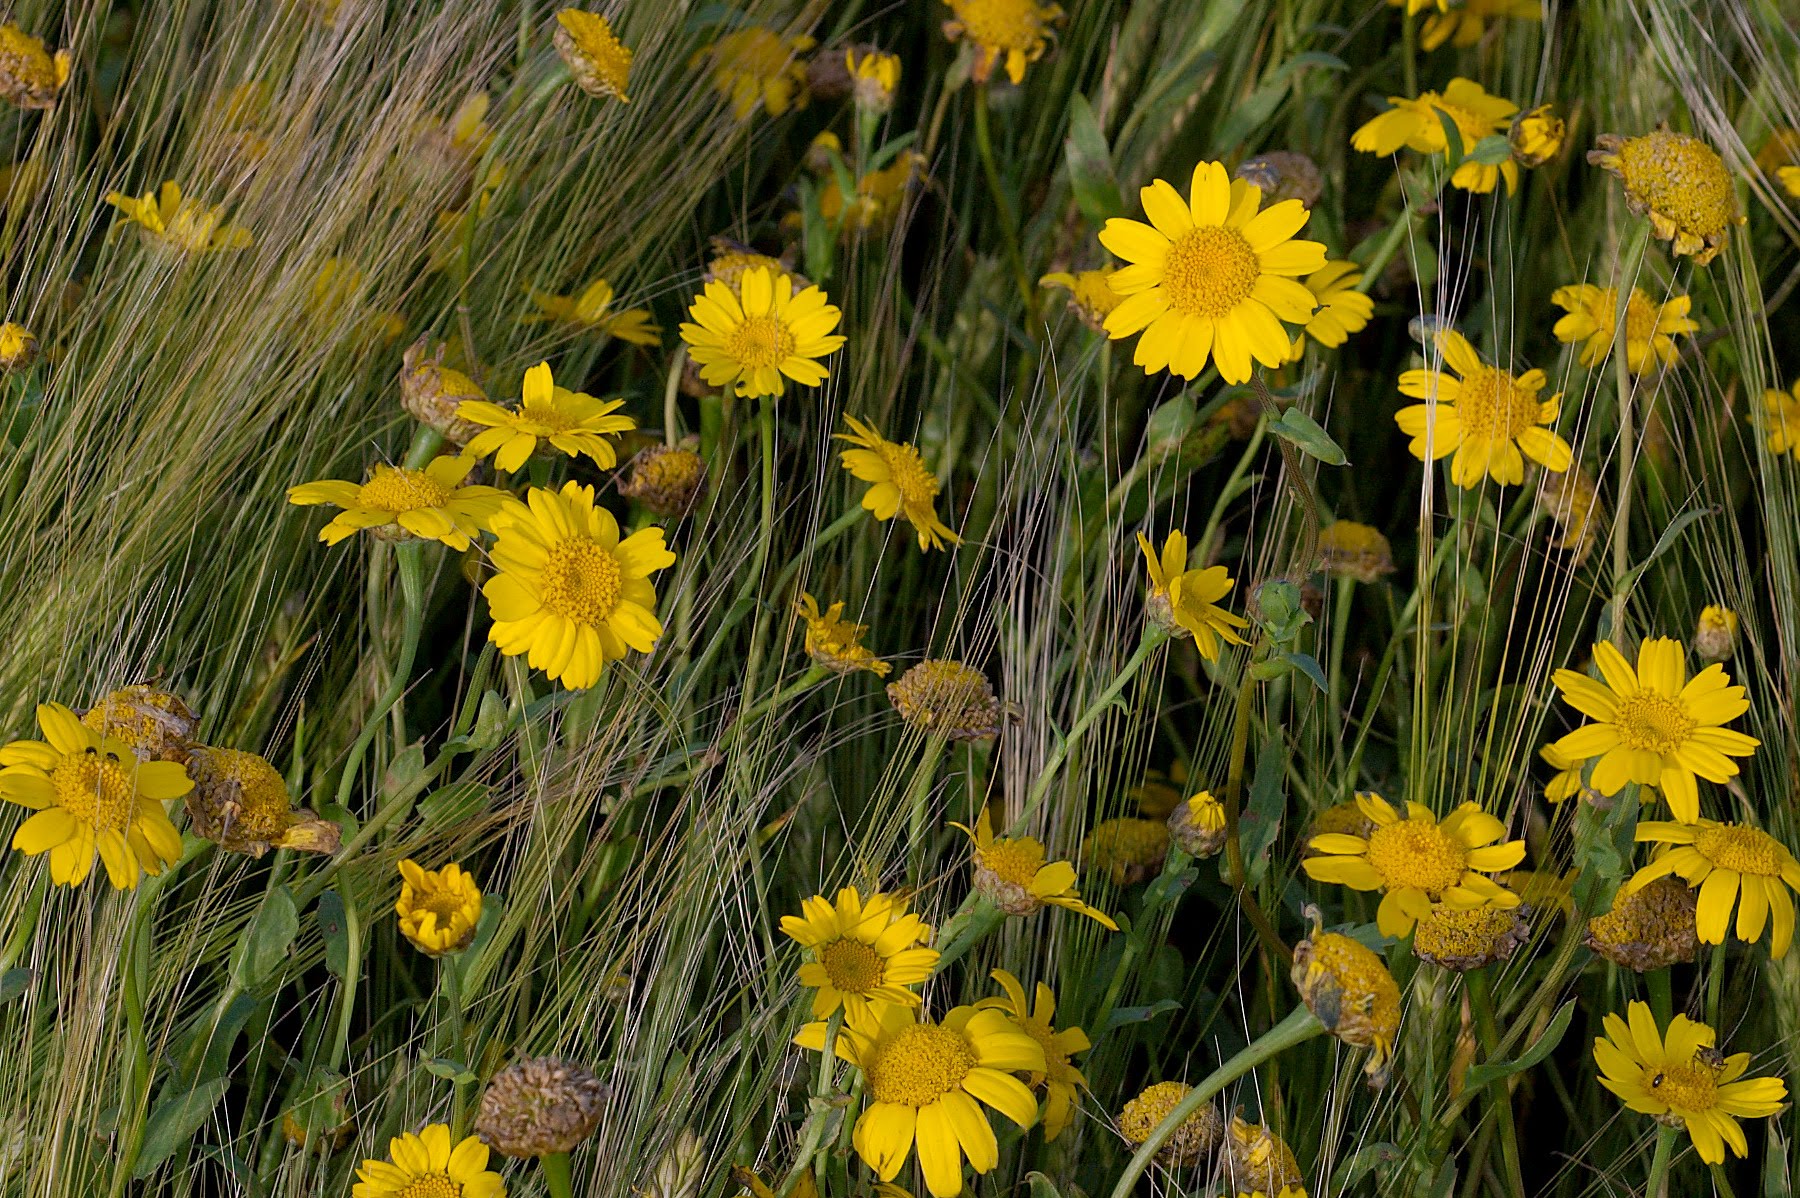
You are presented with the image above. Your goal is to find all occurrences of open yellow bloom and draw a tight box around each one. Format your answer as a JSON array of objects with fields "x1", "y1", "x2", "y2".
[
  {"x1": 1385, "y1": 0, "x2": 1540, "y2": 51},
  {"x1": 1549, "y1": 284, "x2": 1696, "y2": 373},
  {"x1": 942, "y1": 0, "x2": 1065, "y2": 85},
  {"x1": 1593, "y1": 1002, "x2": 1786, "y2": 1164},
  {"x1": 692, "y1": 27, "x2": 813, "y2": 120},
  {"x1": 0, "y1": 23, "x2": 71, "y2": 109},
  {"x1": 1100, "y1": 162, "x2": 1326, "y2": 383},
  {"x1": 396, "y1": 860, "x2": 481, "y2": 957},
  {"x1": 1137, "y1": 530, "x2": 1249, "y2": 657},
  {"x1": 104, "y1": 181, "x2": 252, "y2": 254},
  {"x1": 952, "y1": 807, "x2": 1118, "y2": 929},
  {"x1": 459, "y1": 361, "x2": 636, "y2": 472},
  {"x1": 287, "y1": 455, "x2": 509, "y2": 550},
  {"x1": 780, "y1": 887, "x2": 939, "y2": 1019},
  {"x1": 1760, "y1": 379, "x2": 1800, "y2": 458},
  {"x1": 353, "y1": 1123, "x2": 503, "y2": 1198},
  {"x1": 555, "y1": 9, "x2": 632, "y2": 102},
  {"x1": 1303, "y1": 793, "x2": 1525, "y2": 936},
  {"x1": 1351, "y1": 78, "x2": 1520, "y2": 194},
  {"x1": 1395, "y1": 330, "x2": 1570, "y2": 487},
  {"x1": 977, "y1": 969, "x2": 1091, "y2": 1142},
  {"x1": 1039, "y1": 268, "x2": 1121, "y2": 331},
  {"x1": 1779, "y1": 165, "x2": 1800, "y2": 199},
  {"x1": 1296, "y1": 260, "x2": 1373, "y2": 351},
  {"x1": 680, "y1": 266, "x2": 845, "y2": 398},
  {"x1": 846, "y1": 47, "x2": 899, "y2": 111},
  {"x1": 794, "y1": 1002, "x2": 1044, "y2": 1198},
  {"x1": 1590, "y1": 129, "x2": 1743, "y2": 265},
  {"x1": 1550, "y1": 638, "x2": 1758, "y2": 823},
  {"x1": 795, "y1": 594, "x2": 889, "y2": 676},
  {"x1": 484, "y1": 482, "x2": 676, "y2": 689},
  {"x1": 525, "y1": 277, "x2": 659, "y2": 345},
  {"x1": 838, "y1": 415, "x2": 959, "y2": 551},
  {"x1": 1629, "y1": 820, "x2": 1800, "y2": 957},
  {"x1": 0, "y1": 703, "x2": 191, "y2": 889},
  {"x1": 0, "y1": 321, "x2": 36, "y2": 370}
]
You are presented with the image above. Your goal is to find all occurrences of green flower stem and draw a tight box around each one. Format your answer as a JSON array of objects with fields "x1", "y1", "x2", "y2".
[
  {"x1": 442, "y1": 960, "x2": 473, "y2": 1137},
  {"x1": 1221, "y1": 643, "x2": 1292, "y2": 966},
  {"x1": 1705, "y1": 939, "x2": 1727, "y2": 1027},
  {"x1": 906, "y1": 736, "x2": 950, "y2": 886},
  {"x1": 779, "y1": 1008, "x2": 843, "y2": 1198},
  {"x1": 663, "y1": 345, "x2": 687, "y2": 446},
  {"x1": 1608, "y1": 221, "x2": 1653, "y2": 638},
  {"x1": 113, "y1": 869, "x2": 175, "y2": 1197},
  {"x1": 1646, "y1": 966, "x2": 1673, "y2": 1026},
  {"x1": 1709, "y1": 1161, "x2": 1738, "y2": 1198},
  {"x1": 1644, "y1": 1125, "x2": 1678, "y2": 1198},
  {"x1": 1355, "y1": 207, "x2": 1418, "y2": 296},
  {"x1": 541, "y1": 1152, "x2": 575, "y2": 1198},
  {"x1": 768, "y1": 506, "x2": 865, "y2": 602},
  {"x1": 1105, "y1": 1006, "x2": 1324, "y2": 1198},
  {"x1": 333, "y1": 539, "x2": 429, "y2": 814},
  {"x1": 1465, "y1": 968, "x2": 1527, "y2": 1198},
  {"x1": 971, "y1": 85, "x2": 1034, "y2": 319}
]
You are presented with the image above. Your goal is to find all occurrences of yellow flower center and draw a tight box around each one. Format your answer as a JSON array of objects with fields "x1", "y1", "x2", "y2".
[
  {"x1": 1364, "y1": 818, "x2": 1468, "y2": 894},
  {"x1": 1616, "y1": 131, "x2": 1735, "y2": 239},
  {"x1": 953, "y1": 0, "x2": 1051, "y2": 49},
  {"x1": 640, "y1": 449, "x2": 703, "y2": 490},
  {"x1": 1695, "y1": 825, "x2": 1786, "y2": 876},
  {"x1": 397, "y1": 1174, "x2": 464, "y2": 1198},
  {"x1": 1432, "y1": 101, "x2": 1496, "y2": 144},
  {"x1": 540, "y1": 540, "x2": 623, "y2": 625},
  {"x1": 876, "y1": 441, "x2": 939, "y2": 505},
  {"x1": 725, "y1": 315, "x2": 796, "y2": 369},
  {"x1": 818, "y1": 937, "x2": 886, "y2": 993},
  {"x1": 1623, "y1": 293, "x2": 1658, "y2": 345},
  {"x1": 51, "y1": 751, "x2": 138, "y2": 832},
  {"x1": 356, "y1": 467, "x2": 450, "y2": 513},
  {"x1": 1649, "y1": 1061, "x2": 1719, "y2": 1115},
  {"x1": 865, "y1": 1024, "x2": 976, "y2": 1107},
  {"x1": 518, "y1": 399, "x2": 583, "y2": 434},
  {"x1": 1613, "y1": 692, "x2": 1696, "y2": 754},
  {"x1": 978, "y1": 838, "x2": 1044, "y2": 888},
  {"x1": 1453, "y1": 367, "x2": 1540, "y2": 441},
  {"x1": 418, "y1": 888, "x2": 470, "y2": 923},
  {"x1": 1162, "y1": 226, "x2": 1259, "y2": 320}
]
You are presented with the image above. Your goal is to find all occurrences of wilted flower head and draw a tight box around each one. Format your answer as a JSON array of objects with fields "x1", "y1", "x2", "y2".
[
  {"x1": 1167, "y1": 790, "x2": 1227, "y2": 858},
  {"x1": 81, "y1": 685, "x2": 197, "y2": 764},
  {"x1": 1116, "y1": 1080, "x2": 1221, "y2": 1164},
  {"x1": 1412, "y1": 904, "x2": 1530, "y2": 971},
  {"x1": 1317, "y1": 521, "x2": 1395, "y2": 583},
  {"x1": 0, "y1": 24, "x2": 71, "y2": 110},
  {"x1": 0, "y1": 322, "x2": 37, "y2": 370},
  {"x1": 942, "y1": 0, "x2": 1066, "y2": 86},
  {"x1": 476, "y1": 1057, "x2": 607, "y2": 1157},
  {"x1": 620, "y1": 440, "x2": 707, "y2": 519},
  {"x1": 887, "y1": 659, "x2": 1009, "y2": 741},
  {"x1": 1584, "y1": 876, "x2": 1699, "y2": 971},
  {"x1": 1234, "y1": 151, "x2": 1322, "y2": 207},
  {"x1": 1693, "y1": 604, "x2": 1739, "y2": 664},
  {"x1": 845, "y1": 47, "x2": 900, "y2": 112},
  {"x1": 1539, "y1": 463, "x2": 1600, "y2": 564},
  {"x1": 1308, "y1": 799, "x2": 1376, "y2": 845},
  {"x1": 400, "y1": 337, "x2": 486, "y2": 446},
  {"x1": 794, "y1": 593, "x2": 889, "y2": 676},
  {"x1": 1138, "y1": 531, "x2": 1250, "y2": 656},
  {"x1": 1082, "y1": 817, "x2": 1170, "y2": 885},
  {"x1": 837, "y1": 414, "x2": 959, "y2": 551},
  {"x1": 1510, "y1": 104, "x2": 1565, "y2": 168},
  {"x1": 186, "y1": 747, "x2": 339, "y2": 859},
  {"x1": 395, "y1": 859, "x2": 482, "y2": 956},
  {"x1": 692, "y1": 27, "x2": 814, "y2": 120},
  {"x1": 1589, "y1": 128, "x2": 1743, "y2": 265},
  {"x1": 954, "y1": 807, "x2": 1117, "y2": 928},
  {"x1": 1039, "y1": 268, "x2": 1121, "y2": 331},
  {"x1": 104, "y1": 182, "x2": 252, "y2": 254},
  {"x1": 1223, "y1": 1115, "x2": 1306, "y2": 1198},
  {"x1": 555, "y1": 9, "x2": 633, "y2": 102},
  {"x1": 704, "y1": 238, "x2": 803, "y2": 295},
  {"x1": 1292, "y1": 912, "x2": 1401, "y2": 1083}
]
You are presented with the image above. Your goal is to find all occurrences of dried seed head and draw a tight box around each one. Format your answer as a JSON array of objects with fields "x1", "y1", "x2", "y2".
[
  {"x1": 1223, "y1": 1114, "x2": 1305, "y2": 1198},
  {"x1": 81, "y1": 685, "x2": 197, "y2": 765},
  {"x1": 1083, "y1": 817, "x2": 1170, "y2": 885},
  {"x1": 1234, "y1": 151, "x2": 1323, "y2": 207},
  {"x1": 186, "y1": 747, "x2": 339, "y2": 859},
  {"x1": 1117, "y1": 1081, "x2": 1222, "y2": 1164},
  {"x1": 1412, "y1": 903, "x2": 1531, "y2": 972},
  {"x1": 1292, "y1": 910, "x2": 1401, "y2": 1084},
  {"x1": 400, "y1": 337, "x2": 486, "y2": 446},
  {"x1": 619, "y1": 440, "x2": 707, "y2": 518},
  {"x1": 886, "y1": 659, "x2": 1011, "y2": 741},
  {"x1": 476, "y1": 1057, "x2": 608, "y2": 1157},
  {"x1": 1584, "y1": 876, "x2": 1700, "y2": 972}
]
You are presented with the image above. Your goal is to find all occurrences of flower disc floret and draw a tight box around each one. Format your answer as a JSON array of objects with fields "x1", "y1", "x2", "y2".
[
  {"x1": 555, "y1": 10, "x2": 632, "y2": 102},
  {"x1": 1589, "y1": 129, "x2": 1742, "y2": 264},
  {"x1": 1116, "y1": 1081, "x2": 1221, "y2": 1164}
]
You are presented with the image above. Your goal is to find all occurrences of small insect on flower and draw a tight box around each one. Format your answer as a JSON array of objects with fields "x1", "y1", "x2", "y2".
[
  {"x1": 1584, "y1": 876, "x2": 1700, "y2": 971},
  {"x1": 288, "y1": 455, "x2": 510, "y2": 550},
  {"x1": 1395, "y1": 329, "x2": 1571, "y2": 488},
  {"x1": 395, "y1": 859, "x2": 482, "y2": 957},
  {"x1": 680, "y1": 266, "x2": 845, "y2": 399},
  {"x1": 524, "y1": 277, "x2": 660, "y2": 346},
  {"x1": 1693, "y1": 604, "x2": 1739, "y2": 664},
  {"x1": 1589, "y1": 128, "x2": 1743, "y2": 265},
  {"x1": 978, "y1": 970, "x2": 1092, "y2": 1141},
  {"x1": 0, "y1": 703, "x2": 192, "y2": 889},
  {"x1": 838, "y1": 415, "x2": 960, "y2": 551},
  {"x1": 186, "y1": 747, "x2": 339, "y2": 859},
  {"x1": 780, "y1": 887, "x2": 939, "y2": 1019},
  {"x1": 0, "y1": 321, "x2": 36, "y2": 370},
  {"x1": 691, "y1": 27, "x2": 814, "y2": 120},
  {"x1": 1138, "y1": 530, "x2": 1250, "y2": 657},
  {"x1": 1593, "y1": 1002, "x2": 1786, "y2": 1163},
  {"x1": 1628, "y1": 819, "x2": 1800, "y2": 957},
  {"x1": 1549, "y1": 284, "x2": 1696, "y2": 375},
  {"x1": 1291, "y1": 911, "x2": 1402, "y2": 1083},
  {"x1": 81, "y1": 685, "x2": 197, "y2": 764},
  {"x1": 1082, "y1": 817, "x2": 1170, "y2": 886},
  {"x1": 555, "y1": 9, "x2": 633, "y2": 102},
  {"x1": 952, "y1": 807, "x2": 1118, "y2": 928},
  {"x1": 103, "y1": 181, "x2": 252, "y2": 254},
  {"x1": 1116, "y1": 1080, "x2": 1221, "y2": 1164},
  {"x1": 1760, "y1": 379, "x2": 1800, "y2": 459},
  {"x1": 941, "y1": 0, "x2": 1066, "y2": 86},
  {"x1": 1351, "y1": 78, "x2": 1521, "y2": 194},
  {"x1": 353, "y1": 1123, "x2": 505, "y2": 1198},
  {"x1": 459, "y1": 361, "x2": 638, "y2": 472},
  {"x1": 794, "y1": 593, "x2": 889, "y2": 676},
  {"x1": 1039, "y1": 268, "x2": 1121, "y2": 331},
  {"x1": 1223, "y1": 1114, "x2": 1307, "y2": 1198},
  {"x1": 476, "y1": 1057, "x2": 607, "y2": 1157},
  {"x1": 845, "y1": 47, "x2": 899, "y2": 112},
  {"x1": 1316, "y1": 520, "x2": 1395, "y2": 583},
  {"x1": 1509, "y1": 104, "x2": 1565, "y2": 168},
  {"x1": 0, "y1": 23, "x2": 71, "y2": 110},
  {"x1": 886, "y1": 659, "x2": 1012, "y2": 742}
]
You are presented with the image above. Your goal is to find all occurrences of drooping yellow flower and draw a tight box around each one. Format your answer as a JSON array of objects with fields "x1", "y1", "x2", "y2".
[
  {"x1": 1291, "y1": 914, "x2": 1401, "y2": 1081},
  {"x1": 794, "y1": 1002, "x2": 1044, "y2": 1198},
  {"x1": 692, "y1": 27, "x2": 814, "y2": 120},
  {"x1": 1629, "y1": 820, "x2": 1800, "y2": 957},
  {"x1": 679, "y1": 266, "x2": 845, "y2": 398},
  {"x1": 1550, "y1": 638, "x2": 1758, "y2": 824},
  {"x1": 1223, "y1": 1115, "x2": 1307, "y2": 1198},
  {"x1": 977, "y1": 970, "x2": 1091, "y2": 1142},
  {"x1": 1585, "y1": 876, "x2": 1699, "y2": 971},
  {"x1": 555, "y1": 9, "x2": 632, "y2": 102},
  {"x1": 1693, "y1": 604, "x2": 1739, "y2": 664},
  {"x1": 459, "y1": 361, "x2": 636, "y2": 472},
  {"x1": 0, "y1": 321, "x2": 36, "y2": 370},
  {"x1": 952, "y1": 807, "x2": 1118, "y2": 929},
  {"x1": 287, "y1": 455, "x2": 509, "y2": 550},
  {"x1": 1549, "y1": 284, "x2": 1696, "y2": 374},
  {"x1": 795, "y1": 594, "x2": 889, "y2": 676},
  {"x1": 838, "y1": 415, "x2": 960, "y2": 551},
  {"x1": 1295, "y1": 260, "x2": 1373, "y2": 351},
  {"x1": 395, "y1": 859, "x2": 482, "y2": 957},
  {"x1": 1540, "y1": 741, "x2": 1587, "y2": 804},
  {"x1": 1395, "y1": 329, "x2": 1571, "y2": 487},
  {"x1": 1303, "y1": 793, "x2": 1525, "y2": 936},
  {"x1": 525, "y1": 277, "x2": 660, "y2": 345},
  {"x1": 103, "y1": 181, "x2": 252, "y2": 254},
  {"x1": 1316, "y1": 520, "x2": 1395, "y2": 583},
  {"x1": 1039, "y1": 268, "x2": 1121, "y2": 331},
  {"x1": 484, "y1": 482, "x2": 676, "y2": 690},
  {"x1": 1593, "y1": 1002, "x2": 1786, "y2": 1164},
  {"x1": 0, "y1": 23, "x2": 71, "y2": 109},
  {"x1": 942, "y1": 0, "x2": 1065, "y2": 85},
  {"x1": 1509, "y1": 104, "x2": 1565, "y2": 168},
  {"x1": 1100, "y1": 163, "x2": 1326, "y2": 383},
  {"x1": 1760, "y1": 379, "x2": 1800, "y2": 458},
  {"x1": 845, "y1": 47, "x2": 899, "y2": 112},
  {"x1": 1384, "y1": 0, "x2": 1540, "y2": 51},
  {"x1": 781, "y1": 887, "x2": 939, "y2": 1019},
  {"x1": 186, "y1": 747, "x2": 339, "y2": 859},
  {"x1": 0, "y1": 703, "x2": 191, "y2": 889},
  {"x1": 1351, "y1": 78, "x2": 1520, "y2": 194},
  {"x1": 353, "y1": 1123, "x2": 504, "y2": 1198},
  {"x1": 1589, "y1": 129, "x2": 1743, "y2": 265},
  {"x1": 1137, "y1": 529, "x2": 1250, "y2": 657},
  {"x1": 816, "y1": 151, "x2": 925, "y2": 236}
]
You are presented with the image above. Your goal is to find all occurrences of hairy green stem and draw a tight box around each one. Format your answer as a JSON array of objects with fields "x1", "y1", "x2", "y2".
[
  {"x1": 541, "y1": 1152, "x2": 575, "y2": 1198},
  {"x1": 1644, "y1": 1126, "x2": 1677, "y2": 1198},
  {"x1": 1466, "y1": 968, "x2": 1527, "y2": 1198}
]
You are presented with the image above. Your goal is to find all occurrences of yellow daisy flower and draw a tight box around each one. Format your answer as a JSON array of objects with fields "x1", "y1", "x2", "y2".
[
  {"x1": 1394, "y1": 0, "x2": 1541, "y2": 51},
  {"x1": 952, "y1": 807, "x2": 1118, "y2": 929},
  {"x1": 691, "y1": 27, "x2": 814, "y2": 120},
  {"x1": 795, "y1": 594, "x2": 890, "y2": 676},
  {"x1": 1137, "y1": 529, "x2": 1250, "y2": 657},
  {"x1": 817, "y1": 151, "x2": 925, "y2": 237},
  {"x1": 1509, "y1": 104, "x2": 1565, "y2": 168},
  {"x1": 0, "y1": 23, "x2": 71, "y2": 109},
  {"x1": 679, "y1": 266, "x2": 845, "y2": 399},
  {"x1": 1590, "y1": 128, "x2": 1743, "y2": 265},
  {"x1": 1628, "y1": 819, "x2": 1800, "y2": 957},
  {"x1": 1296, "y1": 259, "x2": 1374, "y2": 351},
  {"x1": 483, "y1": 482, "x2": 677, "y2": 690},
  {"x1": 1316, "y1": 520, "x2": 1395, "y2": 583},
  {"x1": 794, "y1": 1001, "x2": 1044, "y2": 1198},
  {"x1": 837, "y1": 415, "x2": 960, "y2": 551},
  {"x1": 1302, "y1": 793, "x2": 1525, "y2": 937},
  {"x1": 1540, "y1": 741, "x2": 1586, "y2": 803},
  {"x1": 846, "y1": 47, "x2": 899, "y2": 112},
  {"x1": 525, "y1": 277, "x2": 660, "y2": 346},
  {"x1": 0, "y1": 703, "x2": 191, "y2": 889},
  {"x1": 395, "y1": 859, "x2": 482, "y2": 957},
  {"x1": 1593, "y1": 1002, "x2": 1787, "y2": 1164},
  {"x1": 977, "y1": 969, "x2": 1091, "y2": 1142},
  {"x1": 1760, "y1": 379, "x2": 1800, "y2": 457},
  {"x1": 1395, "y1": 329, "x2": 1571, "y2": 487},
  {"x1": 1549, "y1": 284, "x2": 1696, "y2": 374},
  {"x1": 780, "y1": 887, "x2": 939, "y2": 1019},
  {"x1": 0, "y1": 321, "x2": 36, "y2": 370},
  {"x1": 287, "y1": 455, "x2": 509, "y2": 550},
  {"x1": 942, "y1": 0, "x2": 1066, "y2": 86},
  {"x1": 1039, "y1": 268, "x2": 1121, "y2": 331},
  {"x1": 1778, "y1": 165, "x2": 1800, "y2": 199},
  {"x1": 103, "y1": 181, "x2": 252, "y2": 254},
  {"x1": 459, "y1": 361, "x2": 637, "y2": 472},
  {"x1": 353, "y1": 1123, "x2": 504, "y2": 1198},
  {"x1": 555, "y1": 9, "x2": 632, "y2": 102},
  {"x1": 1352, "y1": 78, "x2": 1520, "y2": 194},
  {"x1": 1100, "y1": 162, "x2": 1326, "y2": 383},
  {"x1": 1549, "y1": 638, "x2": 1759, "y2": 824}
]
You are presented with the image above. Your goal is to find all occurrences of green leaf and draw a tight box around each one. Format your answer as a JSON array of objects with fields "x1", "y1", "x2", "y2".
[
  {"x1": 1615, "y1": 506, "x2": 1715, "y2": 594},
  {"x1": 1064, "y1": 94, "x2": 1124, "y2": 223},
  {"x1": 1025, "y1": 1172, "x2": 1066, "y2": 1198},
  {"x1": 1098, "y1": 999, "x2": 1181, "y2": 1035},
  {"x1": 0, "y1": 967, "x2": 31, "y2": 1006},
  {"x1": 1282, "y1": 651, "x2": 1328, "y2": 693},
  {"x1": 234, "y1": 886, "x2": 298, "y2": 991},
  {"x1": 1145, "y1": 395, "x2": 1200, "y2": 453},
  {"x1": 133, "y1": 1078, "x2": 229, "y2": 1178},
  {"x1": 1330, "y1": 1142, "x2": 1401, "y2": 1190},
  {"x1": 381, "y1": 742, "x2": 431, "y2": 806},
  {"x1": 423, "y1": 1057, "x2": 479, "y2": 1085},
  {"x1": 1462, "y1": 999, "x2": 1577, "y2": 1091},
  {"x1": 419, "y1": 781, "x2": 491, "y2": 828},
  {"x1": 1271, "y1": 408, "x2": 1348, "y2": 465},
  {"x1": 1141, "y1": 865, "x2": 1197, "y2": 914},
  {"x1": 1242, "y1": 735, "x2": 1286, "y2": 885},
  {"x1": 1469, "y1": 134, "x2": 1511, "y2": 165},
  {"x1": 1434, "y1": 107, "x2": 1466, "y2": 166},
  {"x1": 317, "y1": 889, "x2": 356, "y2": 979}
]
